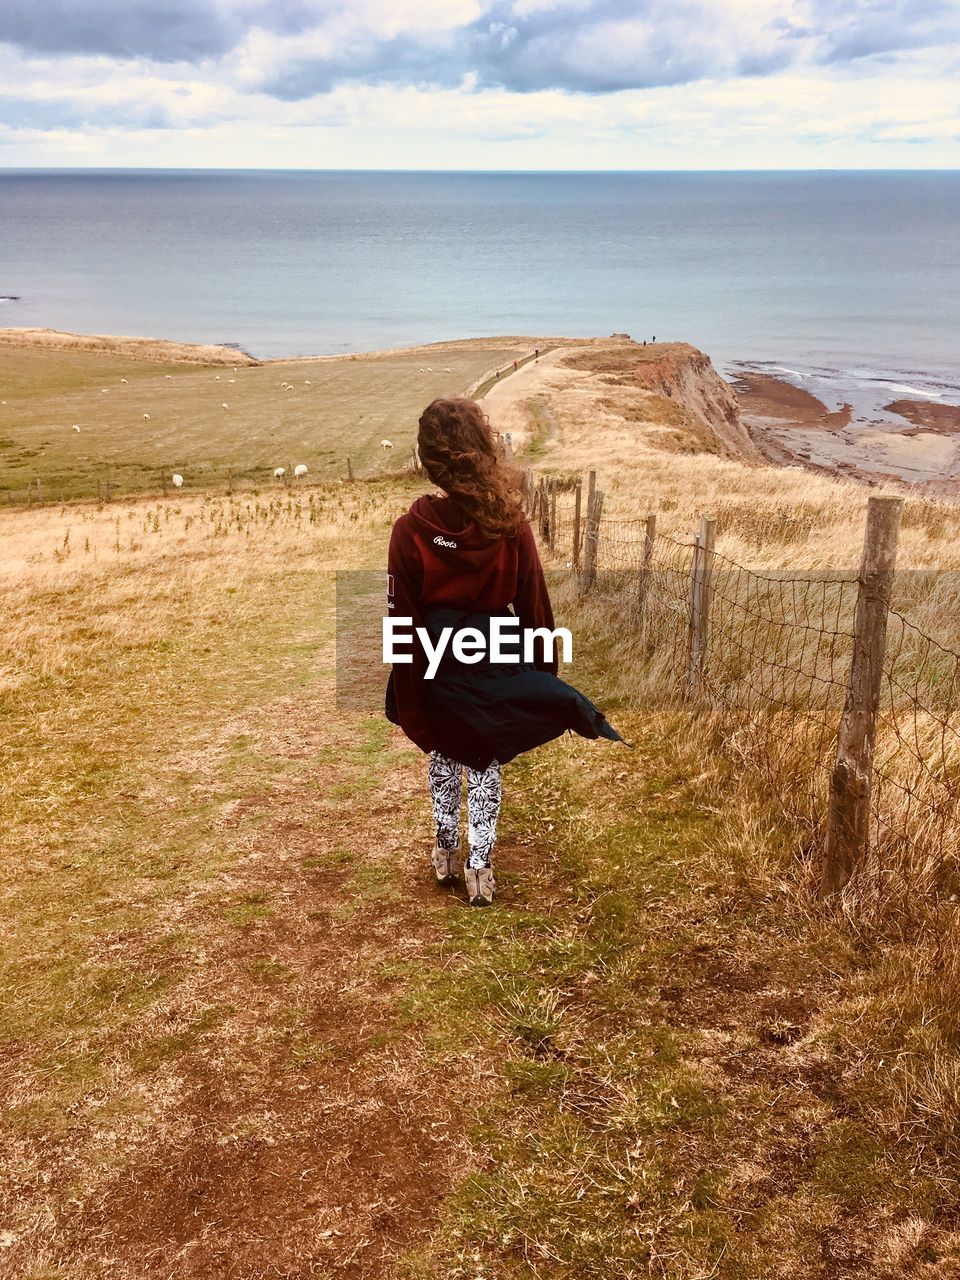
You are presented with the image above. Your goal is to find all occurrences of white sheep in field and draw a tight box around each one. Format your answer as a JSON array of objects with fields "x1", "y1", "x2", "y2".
[
  {"x1": 143, "y1": 413, "x2": 150, "y2": 421},
  {"x1": 227, "y1": 378, "x2": 235, "y2": 383},
  {"x1": 165, "y1": 374, "x2": 172, "y2": 379},
  {"x1": 172, "y1": 473, "x2": 184, "y2": 488},
  {"x1": 419, "y1": 368, "x2": 425, "y2": 373},
  {"x1": 294, "y1": 463, "x2": 308, "y2": 478},
  {"x1": 426, "y1": 367, "x2": 433, "y2": 372},
  {"x1": 274, "y1": 466, "x2": 286, "y2": 479},
  {"x1": 380, "y1": 439, "x2": 393, "y2": 453},
  {"x1": 444, "y1": 367, "x2": 451, "y2": 372},
  {"x1": 72, "y1": 424, "x2": 81, "y2": 432},
  {"x1": 215, "y1": 375, "x2": 221, "y2": 382},
  {"x1": 221, "y1": 402, "x2": 229, "y2": 410},
  {"x1": 286, "y1": 385, "x2": 295, "y2": 391},
  {"x1": 120, "y1": 377, "x2": 128, "y2": 385},
  {"x1": 100, "y1": 388, "x2": 108, "y2": 393},
  {"x1": 304, "y1": 380, "x2": 311, "y2": 386}
]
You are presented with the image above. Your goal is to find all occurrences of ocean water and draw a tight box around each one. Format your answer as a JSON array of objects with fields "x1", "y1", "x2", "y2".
[{"x1": 1, "y1": 169, "x2": 959, "y2": 411}]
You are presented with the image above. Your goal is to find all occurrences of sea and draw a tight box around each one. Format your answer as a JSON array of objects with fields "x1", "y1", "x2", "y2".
[{"x1": 2, "y1": 169, "x2": 959, "y2": 416}]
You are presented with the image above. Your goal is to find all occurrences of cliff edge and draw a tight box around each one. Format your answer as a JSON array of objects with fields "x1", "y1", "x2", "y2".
[{"x1": 563, "y1": 340, "x2": 762, "y2": 462}]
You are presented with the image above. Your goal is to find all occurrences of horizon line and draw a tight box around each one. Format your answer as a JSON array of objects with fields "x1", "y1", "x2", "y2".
[{"x1": 1, "y1": 165, "x2": 959, "y2": 176}]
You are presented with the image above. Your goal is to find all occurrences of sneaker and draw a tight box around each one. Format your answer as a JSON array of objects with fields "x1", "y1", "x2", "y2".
[
  {"x1": 465, "y1": 866, "x2": 495, "y2": 907},
  {"x1": 432, "y1": 843, "x2": 462, "y2": 886}
]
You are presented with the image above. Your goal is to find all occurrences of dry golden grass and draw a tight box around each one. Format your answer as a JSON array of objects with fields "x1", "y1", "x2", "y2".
[
  {"x1": 4, "y1": 334, "x2": 960, "y2": 1277},
  {"x1": 476, "y1": 340, "x2": 960, "y2": 1275},
  {"x1": 496, "y1": 348, "x2": 960, "y2": 571},
  {"x1": 1, "y1": 474, "x2": 494, "y2": 1275},
  {"x1": 0, "y1": 326, "x2": 259, "y2": 365}
]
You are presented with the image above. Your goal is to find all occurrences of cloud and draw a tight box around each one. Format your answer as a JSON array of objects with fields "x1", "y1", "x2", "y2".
[
  {"x1": 809, "y1": 0, "x2": 960, "y2": 64},
  {"x1": 0, "y1": 0, "x2": 323, "y2": 63},
  {"x1": 257, "y1": 1, "x2": 797, "y2": 99},
  {"x1": 0, "y1": 0, "x2": 957, "y2": 170},
  {"x1": 1, "y1": 0, "x2": 957, "y2": 96},
  {"x1": 0, "y1": 92, "x2": 173, "y2": 131}
]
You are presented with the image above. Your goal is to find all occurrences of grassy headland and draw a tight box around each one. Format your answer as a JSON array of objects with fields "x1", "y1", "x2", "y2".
[{"x1": 2, "y1": 332, "x2": 959, "y2": 1278}]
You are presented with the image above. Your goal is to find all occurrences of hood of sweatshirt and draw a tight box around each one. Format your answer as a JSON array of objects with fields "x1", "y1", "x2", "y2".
[
  {"x1": 404, "y1": 494, "x2": 518, "y2": 609},
  {"x1": 407, "y1": 494, "x2": 505, "y2": 564}
]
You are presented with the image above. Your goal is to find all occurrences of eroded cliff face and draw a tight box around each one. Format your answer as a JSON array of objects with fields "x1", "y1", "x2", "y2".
[{"x1": 563, "y1": 341, "x2": 761, "y2": 462}]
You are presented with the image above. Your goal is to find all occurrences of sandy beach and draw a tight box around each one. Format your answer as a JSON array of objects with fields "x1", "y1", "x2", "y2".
[{"x1": 734, "y1": 369, "x2": 960, "y2": 499}]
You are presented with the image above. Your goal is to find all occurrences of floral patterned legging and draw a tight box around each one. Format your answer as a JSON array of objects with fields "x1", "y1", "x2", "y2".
[{"x1": 428, "y1": 751, "x2": 501, "y2": 870}]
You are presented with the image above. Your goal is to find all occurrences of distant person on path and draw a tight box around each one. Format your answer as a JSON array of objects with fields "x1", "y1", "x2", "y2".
[
  {"x1": 513, "y1": 359, "x2": 519, "y2": 372},
  {"x1": 385, "y1": 399, "x2": 622, "y2": 907}
]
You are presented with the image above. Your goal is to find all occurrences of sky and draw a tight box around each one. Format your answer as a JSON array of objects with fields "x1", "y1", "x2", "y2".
[{"x1": 0, "y1": 0, "x2": 958, "y2": 169}]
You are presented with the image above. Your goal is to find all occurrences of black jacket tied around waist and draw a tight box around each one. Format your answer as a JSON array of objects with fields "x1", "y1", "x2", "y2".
[{"x1": 385, "y1": 607, "x2": 624, "y2": 771}]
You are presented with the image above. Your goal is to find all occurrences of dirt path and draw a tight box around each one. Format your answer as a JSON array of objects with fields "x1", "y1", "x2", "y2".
[
  {"x1": 480, "y1": 346, "x2": 572, "y2": 449},
  {"x1": 3, "y1": 659, "x2": 469, "y2": 1277}
]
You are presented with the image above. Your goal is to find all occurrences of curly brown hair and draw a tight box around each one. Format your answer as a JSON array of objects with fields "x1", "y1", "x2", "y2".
[{"x1": 417, "y1": 398, "x2": 525, "y2": 539}]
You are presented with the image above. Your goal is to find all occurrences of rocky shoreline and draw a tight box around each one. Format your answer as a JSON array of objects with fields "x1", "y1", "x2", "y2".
[{"x1": 733, "y1": 369, "x2": 960, "y2": 499}]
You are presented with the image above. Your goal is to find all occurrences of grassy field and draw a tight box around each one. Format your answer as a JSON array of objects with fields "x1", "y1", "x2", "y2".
[
  {"x1": 2, "y1": 335, "x2": 960, "y2": 1277},
  {"x1": 0, "y1": 332, "x2": 535, "y2": 502}
]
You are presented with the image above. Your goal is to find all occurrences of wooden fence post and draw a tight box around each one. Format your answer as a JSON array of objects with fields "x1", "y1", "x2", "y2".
[
  {"x1": 579, "y1": 488, "x2": 604, "y2": 593},
  {"x1": 548, "y1": 480, "x2": 557, "y2": 552},
  {"x1": 503, "y1": 433, "x2": 514, "y2": 462},
  {"x1": 685, "y1": 514, "x2": 717, "y2": 694},
  {"x1": 346, "y1": 457, "x2": 354, "y2": 482},
  {"x1": 637, "y1": 513, "x2": 657, "y2": 629},
  {"x1": 538, "y1": 479, "x2": 549, "y2": 539},
  {"x1": 572, "y1": 480, "x2": 583, "y2": 572},
  {"x1": 821, "y1": 495, "x2": 903, "y2": 896}
]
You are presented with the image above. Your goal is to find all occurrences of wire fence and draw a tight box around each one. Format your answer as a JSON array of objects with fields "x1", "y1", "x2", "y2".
[{"x1": 527, "y1": 471, "x2": 960, "y2": 900}]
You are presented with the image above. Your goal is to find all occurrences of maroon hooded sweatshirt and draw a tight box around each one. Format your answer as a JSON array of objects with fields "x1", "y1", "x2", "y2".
[{"x1": 387, "y1": 494, "x2": 557, "y2": 755}]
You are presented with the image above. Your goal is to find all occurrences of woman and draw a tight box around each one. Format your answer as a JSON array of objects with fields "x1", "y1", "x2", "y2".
[{"x1": 386, "y1": 398, "x2": 622, "y2": 907}]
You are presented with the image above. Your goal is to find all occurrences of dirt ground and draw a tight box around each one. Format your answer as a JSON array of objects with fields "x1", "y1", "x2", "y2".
[{"x1": 4, "y1": 339, "x2": 960, "y2": 1278}]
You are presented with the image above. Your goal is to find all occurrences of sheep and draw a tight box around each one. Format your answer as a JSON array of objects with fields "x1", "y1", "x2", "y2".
[
  {"x1": 304, "y1": 380, "x2": 312, "y2": 386},
  {"x1": 143, "y1": 413, "x2": 150, "y2": 421},
  {"x1": 426, "y1": 367, "x2": 433, "y2": 372},
  {"x1": 444, "y1": 367, "x2": 451, "y2": 372},
  {"x1": 274, "y1": 466, "x2": 286, "y2": 479},
  {"x1": 172, "y1": 473, "x2": 184, "y2": 488},
  {"x1": 72, "y1": 424, "x2": 81, "y2": 432},
  {"x1": 120, "y1": 377, "x2": 128, "y2": 385},
  {"x1": 221, "y1": 403, "x2": 229, "y2": 410},
  {"x1": 227, "y1": 378, "x2": 235, "y2": 383},
  {"x1": 100, "y1": 388, "x2": 108, "y2": 393},
  {"x1": 380, "y1": 440, "x2": 393, "y2": 453},
  {"x1": 165, "y1": 374, "x2": 172, "y2": 379},
  {"x1": 419, "y1": 368, "x2": 425, "y2": 373},
  {"x1": 286, "y1": 385, "x2": 295, "y2": 391},
  {"x1": 215, "y1": 375, "x2": 221, "y2": 382},
  {"x1": 294, "y1": 463, "x2": 308, "y2": 478}
]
